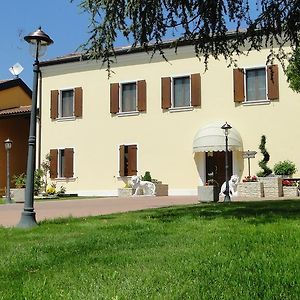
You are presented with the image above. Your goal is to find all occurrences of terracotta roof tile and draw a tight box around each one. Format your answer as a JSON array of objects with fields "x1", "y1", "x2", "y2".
[{"x1": 0, "y1": 105, "x2": 31, "y2": 116}]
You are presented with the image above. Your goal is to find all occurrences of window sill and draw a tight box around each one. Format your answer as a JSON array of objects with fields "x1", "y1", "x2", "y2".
[
  {"x1": 242, "y1": 100, "x2": 270, "y2": 106},
  {"x1": 116, "y1": 111, "x2": 140, "y2": 117},
  {"x1": 56, "y1": 116, "x2": 76, "y2": 122},
  {"x1": 169, "y1": 106, "x2": 194, "y2": 113},
  {"x1": 55, "y1": 177, "x2": 77, "y2": 182}
]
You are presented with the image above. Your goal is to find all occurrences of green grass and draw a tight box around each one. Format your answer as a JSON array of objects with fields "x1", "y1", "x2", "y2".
[{"x1": 0, "y1": 200, "x2": 300, "y2": 299}]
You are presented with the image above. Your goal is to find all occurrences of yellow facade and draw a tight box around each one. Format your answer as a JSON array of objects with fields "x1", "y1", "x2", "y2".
[{"x1": 40, "y1": 45, "x2": 299, "y2": 196}]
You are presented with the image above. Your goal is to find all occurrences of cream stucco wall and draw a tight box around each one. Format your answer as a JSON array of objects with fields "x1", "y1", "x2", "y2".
[{"x1": 40, "y1": 45, "x2": 300, "y2": 196}]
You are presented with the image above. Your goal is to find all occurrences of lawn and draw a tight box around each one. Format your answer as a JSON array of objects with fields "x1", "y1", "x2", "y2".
[{"x1": 0, "y1": 200, "x2": 300, "y2": 299}]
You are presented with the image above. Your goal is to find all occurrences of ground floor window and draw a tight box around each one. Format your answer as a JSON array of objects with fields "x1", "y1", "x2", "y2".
[
  {"x1": 119, "y1": 144, "x2": 137, "y2": 176},
  {"x1": 50, "y1": 148, "x2": 74, "y2": 179}
]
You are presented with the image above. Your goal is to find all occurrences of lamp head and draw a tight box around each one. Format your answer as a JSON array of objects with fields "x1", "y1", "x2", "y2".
[
  {"x1": 4, "y1": 138, "x2": 12, "y2": 150},
  {"x1": 221, "y1": 122, "x2": 232, "y2": 136},
  {"x1": 24, "y1": 27, "x2": 53, "y2": 58}
]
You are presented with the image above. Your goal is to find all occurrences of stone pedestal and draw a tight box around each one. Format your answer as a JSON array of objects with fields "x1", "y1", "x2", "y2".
[
  {"x1": 198, "y1": 186, "x2": 219, "y2": 202},
  {"x1": 155, "y1": 183, "x2": 168, "y2": 196},
  {"x1": 259, "y1": 177, "x2": 283, "y2": 197},
  {"x1": 283, "y1": 186, "x2": 298, "y2": 197},
  {"x1": 237, "y1": 182, "x2": 264, "y2": 198},
  {"x1": 118, "y1": 188, "x2": 134, "y2": 197}
]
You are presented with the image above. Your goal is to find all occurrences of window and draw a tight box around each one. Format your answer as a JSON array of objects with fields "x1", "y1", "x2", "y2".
[
  {"x1": 51, "y1": 87, "x2": 83, "y2": 120},
  {"x1": 121, "y1": 82, "x2": 137, "y2": 112},
  {"x1": 161, "y1": 73, "x2": 201, "y2": 109},
  {"x1": 119, "y1": 145, "x2": 137, "y2": 176},
  {"x1": 60, "y1": 90, "x2": 74, "y2": 117},
  {"x1": 233, "y1": 65, "x2": 279, "y2": 103},
  {"x1": 50, "y1": 148, "x2": 74, "y2": 179},
  {"x1": 110, "y1": 81, "x2": 146, "y2": 114},
  {"x1": 173, "y1": 76, "x2": 190, "y2": 107}
]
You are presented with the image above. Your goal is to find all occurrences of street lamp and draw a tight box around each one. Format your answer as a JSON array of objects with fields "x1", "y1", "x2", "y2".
[
  {"x1": 4, "y1": 139, "x2": 12, "y2": 204},
  {"x1": 221, "y1": 122, "x2": 232, "y2": 202},
  {"x1": 18, "y1": 27, "x2": 53, "y2": 228}
]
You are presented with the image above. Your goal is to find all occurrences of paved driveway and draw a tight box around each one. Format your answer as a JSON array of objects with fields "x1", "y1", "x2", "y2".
[{"x1": 0, "y1": 196, "x2": 198, "y2": 227}]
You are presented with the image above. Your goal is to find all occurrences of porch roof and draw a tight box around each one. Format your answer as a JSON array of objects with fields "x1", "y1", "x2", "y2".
[{"x1": 193, "y1": 122, "x2": 243, "y2": 152}]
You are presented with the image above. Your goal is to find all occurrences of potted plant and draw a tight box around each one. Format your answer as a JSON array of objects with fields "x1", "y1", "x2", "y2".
[
  {"x1": 273, "y1": 160, "x2": 297, "y2": 178},
  {"x1": 237, "y1": 175, "x2": 264, "y2": 198},
  {"x1": 282, "y1": 179, "x2": 299, "y2": 197},
  {"x1": 198, "y1": 179, "x2": 219, "y2": 202},
  {"x1": 11, "y1": 173, "x2": 26, "y2": 203}
]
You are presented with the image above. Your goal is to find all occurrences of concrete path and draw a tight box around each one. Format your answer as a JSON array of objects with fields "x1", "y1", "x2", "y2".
[{"x1": 0, "y1": 196, "x2": 199, "y2": 227}]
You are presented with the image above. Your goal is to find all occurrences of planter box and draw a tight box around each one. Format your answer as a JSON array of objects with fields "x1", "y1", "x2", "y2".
[
  {"x1": 283, "y1": 186, "x2": 299, "y2": 197},
  {"x1": 259, "y1": 177, "x2": 283, "y2": 197},
  {"x1": 154, "y1": 183, "x2": 168, "y2": 196},
  {"x1": 237, "y1": 182, "x2": 264, "y2": 198},
  {"x1": 11, "y1": 188, "x2": 25, "y2": 203},
  {"x1": 118, "y1": 188, "x2": 134, "y2": 197},
  {"x1": 198, "y1": 186, "x2": 219, "y2": 202}
]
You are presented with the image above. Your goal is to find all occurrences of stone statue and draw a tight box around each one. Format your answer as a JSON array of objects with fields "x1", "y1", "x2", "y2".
[
  {"x1": 220, "y1": 175, "x2": 239, "y2": 197},
  {"x1": 131, "y1": 176, "x2": 156, "y2": 196}
]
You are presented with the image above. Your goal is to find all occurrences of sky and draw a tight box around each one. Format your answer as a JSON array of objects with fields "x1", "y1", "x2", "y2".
[{"x1": 0, "y1": 0, "x2": 94, "y2": 86}]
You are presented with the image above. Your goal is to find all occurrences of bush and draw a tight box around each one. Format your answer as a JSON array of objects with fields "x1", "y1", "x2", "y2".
[
  {"x1": 257, "y1": 135, "x2": 272, "y2": 177},
  {"x1": 273, "y1": 160, "x2": 297, "y2": 176},
  {"x1": 142, "y1": 171, "x2": 152, "y2": 182}
]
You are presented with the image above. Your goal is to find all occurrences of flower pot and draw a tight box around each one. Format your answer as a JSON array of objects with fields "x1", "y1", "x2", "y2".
[
  {"x1": 198, "y1": 186, "x2": 219, "y2": 202},
  {"x1": 237, "y1": 181, "x2": 264, "y2": 198},
  {"x1": 283, "y1": 186, "x2": 298, "y2": 197},
  {"x1": 11, "y1": 188, "x2": 25, "y2": 203}
]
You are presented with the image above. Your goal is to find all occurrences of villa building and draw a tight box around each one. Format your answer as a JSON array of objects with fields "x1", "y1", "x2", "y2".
[{"x1": 39, "y1": 43, "x2": 298, "y2": 196}]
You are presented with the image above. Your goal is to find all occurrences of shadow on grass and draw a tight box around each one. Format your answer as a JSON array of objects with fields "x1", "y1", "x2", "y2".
[{"x1": 146, "y1": 200, "x2": 300, "y2": 224}]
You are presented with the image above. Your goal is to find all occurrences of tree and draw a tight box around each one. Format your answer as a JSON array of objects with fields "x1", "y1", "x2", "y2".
[
  {"x1": 286, "y1": 48, "x2": 300, "y2": 93},
  {"x1": 71, "y1": 0, "x2": 300, "y2": 69}
]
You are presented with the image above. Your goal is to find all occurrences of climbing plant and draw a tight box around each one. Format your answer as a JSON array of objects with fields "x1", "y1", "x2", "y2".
[{"x1": 257, "y1": 135, "x2": 272, "y2": 177}]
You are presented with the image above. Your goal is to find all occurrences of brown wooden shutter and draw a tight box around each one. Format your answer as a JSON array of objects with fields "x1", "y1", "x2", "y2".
[
  {"x1": 74, "y1": 87, "x2": 83, "y2": 117},
  {"x1": 50, "y1": 90, "x2": 59, "y2": 119},
  {"x1": 64, "y1": 148, "x2": 74, "y2": 178},
  {"x1": 267, "y1": 65, "x2": 279, "y2": 100},
  {"x1": 161, "y1": 77, "x2": 171, "y2": 109},
  {"x1": 49, "y1": 149, "x2": 58, "y2": 179},
  {"x1": 233, "y1": 69, "x2": 245, "y2": 102},
  {"x1": 110, "y1": 83, "x2": 119, "y2": 114},
  {"x1": 137, "y1": 80, "x2": 146, "y2": 112},
  {"x1": 191, "y1": 73, "x2": 201, "y2": 107},
  {"x1": 119, "y1": 145, "x2": 125, "y2": 176},
  {"x1": 128, "y1": 145, "x2": 137, "y2": 176}
]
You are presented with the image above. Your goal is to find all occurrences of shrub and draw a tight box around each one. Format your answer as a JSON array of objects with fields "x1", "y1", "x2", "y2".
[
  {"x1": 257, "y1": 135, "x2": 272, "y2": 177},
  {"x1": 274, "y1": 160, "x2": 297, "y2": 176},
  {"x1": 142, "y1": 171, "x2": 152, "y2": 182}
]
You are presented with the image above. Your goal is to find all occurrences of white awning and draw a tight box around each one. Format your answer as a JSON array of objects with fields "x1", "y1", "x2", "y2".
[{"x1": 193, "y1": 122, "x2": 243, "y2": 152}]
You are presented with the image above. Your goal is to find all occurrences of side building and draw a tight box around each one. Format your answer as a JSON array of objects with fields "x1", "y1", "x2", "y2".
[
  {"x1": 0, "y1": 78, "x2": 31, "y2": 195},
  {"x1": 39, "y1": 44, "x2": 298, "y2": 196}
]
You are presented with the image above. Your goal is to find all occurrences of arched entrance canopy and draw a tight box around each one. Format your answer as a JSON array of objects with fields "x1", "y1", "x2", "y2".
[{"x1": 193, "y1": 122, "x2": 243, "y2": 152}]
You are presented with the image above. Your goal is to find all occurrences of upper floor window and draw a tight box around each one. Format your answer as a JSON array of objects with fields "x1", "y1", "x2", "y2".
[
  {"x1": 161, "y1": 73, "x2": 201, "y2": 110},
  {"x1": 51, "y1": 87, "x2": 83, "y2": 120},
  {"x1": 233, "y1": 65, "x2": 279, "y2": 103},
  {"x1": 121, "y1": 82, "x2": 137, "y2": 112},
  {"x1": 60, "y1": 90, "x2": 74, "y2": 118},
  {"x1": 110, "y1": 80, "x2": 146, "y2": 114}
]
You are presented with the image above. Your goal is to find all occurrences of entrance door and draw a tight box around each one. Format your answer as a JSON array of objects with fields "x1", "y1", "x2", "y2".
[{"x1": 206, "y1": 151, "x2": 233, "y2": 191}]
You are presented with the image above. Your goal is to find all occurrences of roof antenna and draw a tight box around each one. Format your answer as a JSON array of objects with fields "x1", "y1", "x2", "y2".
[{"x1": 9, "y1": 63, "x2": 24, "y2": 78}]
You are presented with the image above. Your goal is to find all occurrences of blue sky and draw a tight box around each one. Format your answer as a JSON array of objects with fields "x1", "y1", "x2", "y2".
[
  {"x1": 1, "y1": 1, "x2": 259, "y2": 87},
  {"x1": 0, "y1": 0, "x2": 93, "y2": 86}
]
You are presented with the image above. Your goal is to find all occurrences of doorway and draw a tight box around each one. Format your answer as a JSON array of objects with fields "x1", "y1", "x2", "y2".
[{"x1": 206, "y1": 151, "x2": 233, "y2": 191}]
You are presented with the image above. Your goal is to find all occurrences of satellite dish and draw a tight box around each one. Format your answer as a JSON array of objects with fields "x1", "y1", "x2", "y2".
[{"x1": 9, "y1": 63, "x2": 24, "y2": 78}]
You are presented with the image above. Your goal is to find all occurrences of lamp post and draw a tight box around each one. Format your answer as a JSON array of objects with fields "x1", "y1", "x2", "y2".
[
  {"x1": 18, "y1": 27, "x2": 53, "y2": 228},
  {"x1": 221, "y1": 122, "x2": 232, "y2": 202},
  {"x1": 4, "y1": 139, "x2": 12, "y2": 204}
]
